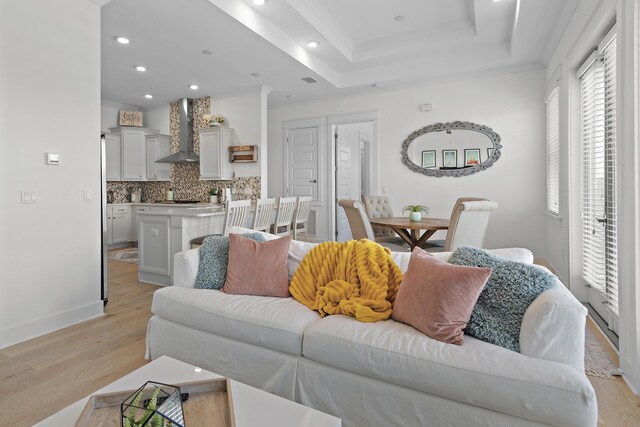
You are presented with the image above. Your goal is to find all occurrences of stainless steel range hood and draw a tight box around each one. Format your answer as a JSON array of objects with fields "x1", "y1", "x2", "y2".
[{"x1": 156, "y1": 98, "x2": 199, "y2": 163}]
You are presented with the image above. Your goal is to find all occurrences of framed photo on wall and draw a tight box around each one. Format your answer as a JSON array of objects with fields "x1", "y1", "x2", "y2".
[
  {"x1": 464, "y1": 149, "x2": 481, "y2": 166},
  {"x1": 442, "y1": 149, "x2": 457, "y2": 168},
  {"x1": 119, "y1": 110, "x2": 143, "y2": 127},
  {"x1": 421, "y1": 150, "x2": 436, "y2": 168}
]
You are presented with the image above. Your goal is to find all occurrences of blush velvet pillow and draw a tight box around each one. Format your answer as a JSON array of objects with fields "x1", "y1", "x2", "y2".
[
  {"x1": 223, "y1": 233, "x2": 292, "y2": 297},
  {"x1": 392, "y1": 247, "x2": 491, "y2": 345}
]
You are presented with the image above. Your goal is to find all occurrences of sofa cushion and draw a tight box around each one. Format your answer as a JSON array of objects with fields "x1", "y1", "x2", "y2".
[
  {"x1": 390, "y1": 247, "x2": 535, "y2": 273},
  {"x1": 448, "y1": 247, "x2": 557, "y2": 352},
  {"x1": 194, "y1": 232, "x2": 265, "y2": 290},
  {"x1": 224, "y1": 234, "x2": 291, "y2": 297},
  {"x1": 151, "y1": 287, "x2": 320, "y2": 356},
  {"x1": 392, "y1": 248, "x2": 491, "y2": 345},
  {"x1": 302, "y1": 315, "x2": 596, "y2": 427}
]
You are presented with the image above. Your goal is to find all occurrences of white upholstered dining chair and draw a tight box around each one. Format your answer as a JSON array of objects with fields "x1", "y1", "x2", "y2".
[
  {"x1": 426, "y1": 197, "x2": 498, "y2": 252},
  {"x1": 337, "y1": 199, "x2": 409, "y2": 252},
  {"x1": 362, "y1": 195, "x2": 409, "y2": 247},
  {"x1": 251, "y1": 198, "x2": 276, "y2": 233}
]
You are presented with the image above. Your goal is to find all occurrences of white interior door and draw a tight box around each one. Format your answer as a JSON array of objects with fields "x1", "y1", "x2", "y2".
[
  {"x1": 286, "y1": 127, "x2": 318, "y2": 202},
  {"x1": 335, "y1": 127, "x2": 361, "y2": 242}
]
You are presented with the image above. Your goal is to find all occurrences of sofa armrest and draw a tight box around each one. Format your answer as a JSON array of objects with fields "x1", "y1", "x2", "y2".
[
  {"x1": 520, "y1": 267, "x2": 587, "y2": 371},
  {"x1": 174, "y1": 248, "x2": 200, "y2": 288}
]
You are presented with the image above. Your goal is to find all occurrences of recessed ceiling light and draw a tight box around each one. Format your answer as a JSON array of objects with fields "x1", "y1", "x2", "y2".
[
  {"x1": 189, "y1": 84, "x2": 199, "y2": 90},
  {"x1": 115, "y1": 36, "x2": 130, "y2": 44},
  {"x1": 372, "y1": 83, "x2": 383, "y2": 88},
  {"x1": 250, "y1": 72, "x2": 261, "y2": 78},
  {"x1": 253, "y1": 0, "x2": 266, "y2": 5},
  {"x1": 144, "y1": 94, "x2": 153, "y2": 99},
  {"x1": 202, "y1": 49, "x2": 212, "y2": 55},
  {"x1": 307, "y1": 41, "x2": 318, "y2": 48},
  {"x1": 285, "y1": 94, "x2": 296, "y2": 99},
  {"x1": 394, "y1": 15, "x2": 405, "y2": 22},
  {"x1": 135, "y1": 65, "x2": 146, "y2": 72}
]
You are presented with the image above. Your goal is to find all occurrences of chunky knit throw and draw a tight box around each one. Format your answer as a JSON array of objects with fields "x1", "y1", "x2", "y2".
[{"x1": 289, "y1": 239, "x2": 403, "y2": 322}]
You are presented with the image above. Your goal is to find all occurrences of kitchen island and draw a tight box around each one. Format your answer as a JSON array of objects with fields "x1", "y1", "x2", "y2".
[{"x1": 137, "y1": 206, "x2": 225, "y2": 286}]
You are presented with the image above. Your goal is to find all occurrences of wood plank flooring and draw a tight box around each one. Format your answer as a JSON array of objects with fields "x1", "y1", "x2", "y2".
[{"x1": 0, "y1": 257, "x2": 638, "y2": 425}]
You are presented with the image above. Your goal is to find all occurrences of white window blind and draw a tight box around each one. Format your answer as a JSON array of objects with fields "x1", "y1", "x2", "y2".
[
  {"x1": 546, "y1": 87, "x2": 560, "y2": 215},
  {"x1": 579, "y1": 32, "x2": 618, "y2": 314}
]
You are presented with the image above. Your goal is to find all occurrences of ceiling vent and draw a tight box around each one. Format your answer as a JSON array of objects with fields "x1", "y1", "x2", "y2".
[{"x1": 302, "y1": 77, "x2": 318, "y2": 84}]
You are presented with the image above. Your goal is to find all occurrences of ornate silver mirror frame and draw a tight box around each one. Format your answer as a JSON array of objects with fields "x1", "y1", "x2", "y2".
[{"x1": 401, "y1": 121, "x2": 502, "y2": 177}]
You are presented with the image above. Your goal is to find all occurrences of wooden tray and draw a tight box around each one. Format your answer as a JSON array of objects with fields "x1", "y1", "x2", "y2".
[{"x1": 75, "y1": 379, "x2": 235, "y2": 427}]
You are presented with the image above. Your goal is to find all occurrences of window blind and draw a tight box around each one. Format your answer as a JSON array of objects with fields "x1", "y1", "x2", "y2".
[
  {"x1": 579, "y1": 32, "x2": 618, "y2": 315},
  {"x1": 546, "y1": 87, "x2": 560, "y2": 215}
]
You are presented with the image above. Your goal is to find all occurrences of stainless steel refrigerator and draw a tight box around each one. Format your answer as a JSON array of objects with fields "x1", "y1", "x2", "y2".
[{"x1": 100, "y1": 134, "x2": 109, "y2": 305}]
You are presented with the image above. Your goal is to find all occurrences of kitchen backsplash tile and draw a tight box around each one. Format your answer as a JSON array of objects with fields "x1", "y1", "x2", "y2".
[{"x1": 107, "y1": 96, "x2": 261, "y2": 203}]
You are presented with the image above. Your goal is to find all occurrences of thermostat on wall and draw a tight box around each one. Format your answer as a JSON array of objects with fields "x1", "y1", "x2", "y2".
[{"x1": 46, "y1": 152, "x2": 60, "y2": 165}]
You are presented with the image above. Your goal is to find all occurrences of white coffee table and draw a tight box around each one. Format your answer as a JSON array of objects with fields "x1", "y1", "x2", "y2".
[{"x1": 36, "y1": 356, "x2": 341, "y2": 426}]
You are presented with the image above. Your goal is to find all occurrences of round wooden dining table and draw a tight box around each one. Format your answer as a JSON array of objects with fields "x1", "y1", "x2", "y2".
[{"x1": 369, "y1": 216, "x2": 450, "y2": 249}]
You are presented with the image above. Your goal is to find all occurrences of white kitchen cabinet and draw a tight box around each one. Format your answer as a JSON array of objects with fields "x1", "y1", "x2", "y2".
[
  {"x1": 109, "y1": 127, "x2": 159, "y2": 181},
  {"x1": 146, "y1": 134, "x2": 171, "y2": 181},
  {"x1": 200, "y1": 127, "x2": 233, "y2": 180},
  {"x1": 104, "y1": 133, "x2": 122, "y2": 180},
  {"x1": 131, "y1": 205, "x2": 149, "y2": 242},
  {"x1": 107, "y1": 205, "x2": 131, "y2": 245}
]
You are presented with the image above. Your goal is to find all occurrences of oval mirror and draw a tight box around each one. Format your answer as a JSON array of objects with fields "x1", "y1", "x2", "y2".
[{"x1": 401, "y1": 121, "x2": 502, "y2": 177}]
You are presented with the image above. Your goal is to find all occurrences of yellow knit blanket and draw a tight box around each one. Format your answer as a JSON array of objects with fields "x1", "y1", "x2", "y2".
[{"x1": 289, "y1": 239, "x2": 403, "y2": 322}]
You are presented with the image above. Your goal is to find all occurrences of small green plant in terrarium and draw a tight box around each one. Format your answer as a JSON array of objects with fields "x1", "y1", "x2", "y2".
[
  {"x1": 121, "y1": 381, "x2": 184, "y2": 427},
  {"x1": 402, "y1": 204, "x2": 428, "y2": 222}
]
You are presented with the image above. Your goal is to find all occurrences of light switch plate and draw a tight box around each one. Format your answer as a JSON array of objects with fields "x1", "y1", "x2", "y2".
[{"x1": 21, "y1": 189, "x2": 37, "y2": 204}]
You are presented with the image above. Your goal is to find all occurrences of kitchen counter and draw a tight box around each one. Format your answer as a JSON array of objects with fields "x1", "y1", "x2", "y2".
[{"x1": 137, "y1": 205, "x2": 228, "y2": 286}]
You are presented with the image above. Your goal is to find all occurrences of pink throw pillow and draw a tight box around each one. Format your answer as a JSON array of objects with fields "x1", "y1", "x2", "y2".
[
  {"x1": 223, "y1": 233, "x2": 292, "y2": 297},
  {"x1": 392, "y1": 247, "x2": 491, "y2": 345}
]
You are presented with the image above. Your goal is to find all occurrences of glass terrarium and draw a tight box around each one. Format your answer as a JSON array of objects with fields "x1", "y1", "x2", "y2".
[{"x1": 121, "y1": 381, "x2": 185, "y2": 427}]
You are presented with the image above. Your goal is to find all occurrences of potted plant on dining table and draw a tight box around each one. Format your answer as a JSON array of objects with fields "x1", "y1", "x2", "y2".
[{"x1": 403, "y1": 204, "x2": 428, "y2": 222}]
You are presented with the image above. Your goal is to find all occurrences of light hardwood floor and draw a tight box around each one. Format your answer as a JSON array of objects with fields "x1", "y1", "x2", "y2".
[{"x1": 0, "y1": 258, "x2": 638, "y2": 426}]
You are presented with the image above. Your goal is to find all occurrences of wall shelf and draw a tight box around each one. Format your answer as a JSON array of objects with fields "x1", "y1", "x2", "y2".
[{"x1": 229, "y1": 145, "x2": 258, "y2": 163}]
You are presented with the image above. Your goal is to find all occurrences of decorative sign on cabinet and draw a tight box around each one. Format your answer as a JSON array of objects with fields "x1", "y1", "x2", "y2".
[{"x1": 200, "y1": 127, "x2": 233, "y2": 180}]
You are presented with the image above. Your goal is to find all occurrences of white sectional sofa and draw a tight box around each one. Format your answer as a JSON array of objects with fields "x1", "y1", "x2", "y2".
[{"x1": 145, "y1": 228, "x2": 597, "y2": 427}]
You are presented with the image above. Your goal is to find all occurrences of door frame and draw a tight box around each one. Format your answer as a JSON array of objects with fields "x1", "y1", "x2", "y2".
[
  {"x1": 283, "y1": 117, "x2": 327, "y2": 239},
  {"x1": 327, "y1": 111, "x2": 379, "y2": 241}
]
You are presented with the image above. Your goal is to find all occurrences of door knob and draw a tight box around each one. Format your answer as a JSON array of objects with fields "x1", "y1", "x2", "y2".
[{"x1": 309, "y1": 179, "x2": 317, "y2": 183}]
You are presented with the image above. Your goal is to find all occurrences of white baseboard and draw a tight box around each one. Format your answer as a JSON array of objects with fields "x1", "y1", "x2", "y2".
[{"x1": 0, "y1": 301, "x2": 104, "y2": 350}]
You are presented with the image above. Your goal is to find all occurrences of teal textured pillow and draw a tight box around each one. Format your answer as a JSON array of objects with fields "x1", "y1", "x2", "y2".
[
  {"x1": 194, "y1": 233, "x2": 265, "y2": 290},
  {"x1": 448, "y1": 247, "x2": 556, "y2": 352}
]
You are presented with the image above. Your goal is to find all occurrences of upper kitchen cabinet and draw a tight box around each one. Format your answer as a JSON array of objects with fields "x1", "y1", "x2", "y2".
[
  {"x1": 109, "y1": 126, "x2": 159, "y2": 181},
  {"x1": 146, "y1": 134, "x2": 171, "y2": 181},
  {"x1": 104, "y1": 133, "x2": 122, "y2": 180},
  {"x1": 200, "y1": 127, "x2": 233, "y2": 180}
]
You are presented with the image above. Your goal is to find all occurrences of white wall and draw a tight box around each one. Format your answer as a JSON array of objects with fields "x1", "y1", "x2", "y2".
[
  {"x1": 143, "y1": 105, "x2": 170, "y2": 134},
  {"x1": 214, "y1": 91, "x2": 263, "y2": 180},
  {"x1": 268, "y1": 69, "x2": 548, "y2": 255},
  {"x1": 0, "y1": 0, "x2": 103, "y2": 348}
]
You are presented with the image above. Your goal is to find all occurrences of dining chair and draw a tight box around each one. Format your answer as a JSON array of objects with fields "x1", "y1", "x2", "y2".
[
  {"x1": 291, "y1": 196, "x2": 312, "y2": 240},
  {"x1": 425, "y1": 197, "x2": 498, "y2": 252},
  {"x1": 222, "y1": 199, "x2": 252, "y2": 236},
  {"x1": 337, "y1": 199, "x2": 409, "y2": 252},
  {"x1": 190, "y1": 199, "x2": 252, "y2": 248},
  {"x1": 362, "y1": 195, "x2": 408, "y2": 247},
  {"x1": 272, "y1": 197, "x2": 298, "y2": 236},
  {"x1": 251, "y1": 198, "x2": 276, "y2": 233}
]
